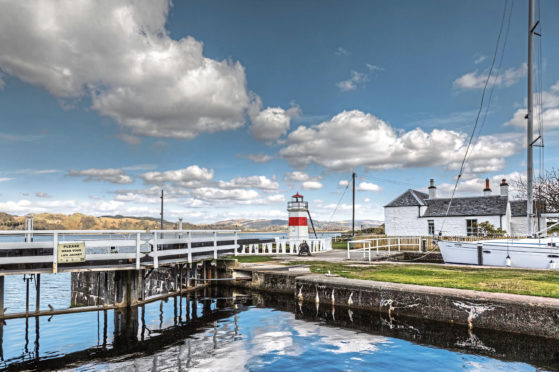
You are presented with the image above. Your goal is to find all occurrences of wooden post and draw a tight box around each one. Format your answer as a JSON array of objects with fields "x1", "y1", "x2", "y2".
[
  {"x1": 187, "y1": 232, "x2": 192, "y2": 263},
  {"x1": 53, "y1": 232, "x2": 58, "y2": 274},
  {"x1": 213, "y1": 232, "x2": 217, "y2": 260},
  {"x1": 153, "y1": 232, "x2": 159, "y2": 269},
  {"x1": 135, "y1": 233, "x2": 141, "y2": 270},
  {"x1": 0, "y1": 276, "x2": 4, "y2": 317},
  {"x1": 35, "y1": 274, "x2": 40, "y2": 313},
  {"x1": 234, "y1": 232, "x2": 238, "y2": 256}
]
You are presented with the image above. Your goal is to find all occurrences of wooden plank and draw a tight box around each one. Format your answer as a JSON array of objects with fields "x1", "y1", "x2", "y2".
[
  {"x1": 0, "y1": 241, "x2": 54, "y2": 250},
  {"x1": 85, "y1": 253, "x2": 138, "y2": 261},
  {"x1": 83, "y1": 239, "x2": 138, "y2": 248},
  {"x1": 0, "y1": 256, "x2": 53, "y2": 264}
]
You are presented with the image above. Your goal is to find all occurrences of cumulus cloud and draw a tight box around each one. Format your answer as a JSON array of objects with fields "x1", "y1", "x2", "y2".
[
  {"x1": 245, "y1": 153, "x2": 273, "y2": 163},
  {"x1": 285, "y1": 171, "x2": 310, "y2": 182},
  {"x1": 67, "y1": 168, "x2": 133, "y2": 184},
  {"x1": 337, "y1": 71, "x2": 366, "y2": 92},
  {"x1": 0, "y1": 177, "x2": 13, "y2": 182},
  {"x1": 0, "y1": 0, "x2": 252, "y2": 139},
  {"x1": 280, "y1": 110, "x2": 520, "y2": 172},
  {"x1": 357, "y1": 182, "x2": 382, "y2": 192},
  {"x1": 335, "y1": 47, "x2": 350, "y2": 56},
  {"x1": 302, "y1": 181, "x2": 323, "y2": 190},
  {"x1": 249, "y1": 103, "x2": 301, "y2": 141},
  {"x1": 338, "y1": 180, "x2": 349, "y2": 187},
  {"x1": 218, "y1": 176, "x2": 279, "y2": 191},
  {"x1": 504, "y1": 81, "x2": 559, "y2": 130},
  {"x1": 140, "y1": 165, "x2": 214, "y2": 187},
  {"x1": 191, "y1": 187, "x2": 259, "y2": 201},
  {"x1": 453, "y1": 63, "x2": 527, "y2": 90},
  {"x1": 436, "y1": 172, "x2": 524, "y2": 198}
]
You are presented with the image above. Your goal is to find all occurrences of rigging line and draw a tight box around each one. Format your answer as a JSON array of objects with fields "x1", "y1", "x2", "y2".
[
  {"x1": 438, "y1": 0, "x2": 510, "y2": 236},
  {"x1": 468, "y1": 0, "x2": 513, "y2": 160},
  {"x1": 321, "y1": 182, "x2": 350, "y2": 237}
]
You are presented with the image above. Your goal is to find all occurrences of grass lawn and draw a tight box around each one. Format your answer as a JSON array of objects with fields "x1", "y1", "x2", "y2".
[
  {"x1": 224, "y1": 255, "x2": 275, "y2": 263},
  {"x1": 332, "y1": 240, "x2": 349, "y2": 250},
  {"x1": 291, "y1": 261, "x2": 559, "y2": 299}
]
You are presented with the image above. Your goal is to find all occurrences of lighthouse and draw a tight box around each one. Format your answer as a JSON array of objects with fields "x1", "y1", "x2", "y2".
[{"x1": 287, "y1": 193, "x2": 309, "y2": 240}]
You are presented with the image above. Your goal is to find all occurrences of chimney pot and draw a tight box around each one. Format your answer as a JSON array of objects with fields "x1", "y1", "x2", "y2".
[
  {"x1": 428, "y1": 179, "x2": 437, "y2": 199},
  {"x1": 500, "y1": 178, "x2": 509, "y2": 197},
  {"x1": 483, "y1": 178, "x2": 492, "y2": 196}
]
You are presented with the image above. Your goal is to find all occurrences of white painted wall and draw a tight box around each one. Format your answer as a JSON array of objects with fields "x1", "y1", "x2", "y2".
[
  {"x1": 510, "y1": 216, "x2": 547, "y2": 236},
  {"x1": 385, "y1": 206, "x2": 509, "y2": 236}
]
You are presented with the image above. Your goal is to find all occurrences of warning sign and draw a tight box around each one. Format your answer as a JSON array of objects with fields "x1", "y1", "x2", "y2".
[{"x1": 58, "y1": 242, "x2": 86, "y2": 263}]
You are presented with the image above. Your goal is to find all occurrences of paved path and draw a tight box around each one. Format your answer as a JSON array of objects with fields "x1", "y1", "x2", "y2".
[{"x1": 269, "y1": 249, "x2": 391, "y2": 263}]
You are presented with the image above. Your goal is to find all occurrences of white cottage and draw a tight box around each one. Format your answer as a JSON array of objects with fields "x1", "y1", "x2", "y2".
[{"x1": 384, "y1": 179, "x2": 542, "y2": 237}]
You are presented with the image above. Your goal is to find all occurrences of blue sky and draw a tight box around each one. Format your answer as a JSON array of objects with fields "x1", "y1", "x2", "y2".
[{"x1": 0, "y1": 0, "x2": 558, "y2": 223}]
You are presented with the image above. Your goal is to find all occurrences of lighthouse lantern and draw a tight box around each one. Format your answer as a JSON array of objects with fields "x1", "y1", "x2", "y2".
[{"x1": 287, "y1": 193, "x2": 309, "y2": 240}]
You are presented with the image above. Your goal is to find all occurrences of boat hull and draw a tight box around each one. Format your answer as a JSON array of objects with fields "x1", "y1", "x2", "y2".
[{"x1": 438, "y1": 239, "x2": 559, "y2": 269}]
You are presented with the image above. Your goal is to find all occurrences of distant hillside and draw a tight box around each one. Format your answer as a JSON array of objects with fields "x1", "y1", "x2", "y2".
[{"x1": 0, "y1": 212, "x2": 382, "y2": 232}]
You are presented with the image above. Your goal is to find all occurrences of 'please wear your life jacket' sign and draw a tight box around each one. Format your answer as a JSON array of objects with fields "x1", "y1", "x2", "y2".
[{"x1": 57, "y1": 242, "x2": 86, "y2": 263}]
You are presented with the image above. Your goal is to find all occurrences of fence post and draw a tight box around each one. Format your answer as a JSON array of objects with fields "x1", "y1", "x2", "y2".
[
  {"x1": 234, "y1": 231, "x2": 238, "y2": 256},
  {"x1": 187, "y1": 231, "x2": 192, "y2": 263},
  {"x1": 213, "y1": 231, "x2": 217, "y2": 260},
  {"x1": 398, "y1": 237, "x2": 401, "y2": 252},
  {"x1": 153, "y1": 232, "x2": 159, "y2": 269},
  {"x1": 53, "y1": 232, "x2": 58, "y2": 274},
  {"x1": 368, "y1": 241, "x2": 371, "y2": 262},
  {"x1": 418, "y1": 237, "x2": 421, "y2": 252},
  {"x1": 136, "y1": 232, "x2": 141, "y2": 270},
  {"x1": 347, "y1": 241, "x2": 350, "y2": 259}
]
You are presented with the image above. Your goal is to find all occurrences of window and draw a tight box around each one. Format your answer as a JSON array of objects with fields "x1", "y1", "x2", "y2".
[
  {"x1": 466, "y1": 219, "x2": 478, "y2": 236},
  {"x1": 428, "y1": 220, "x2": 434, "y2": 235}
]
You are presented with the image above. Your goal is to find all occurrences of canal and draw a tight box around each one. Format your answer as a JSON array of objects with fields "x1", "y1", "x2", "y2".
[{"x1": 1, "y1": 287, "x2": 557, "y2": 371}]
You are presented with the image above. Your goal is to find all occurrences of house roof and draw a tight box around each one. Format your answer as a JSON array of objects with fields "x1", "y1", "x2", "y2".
[
  {"x1": 510, "y1": 200, "x2": 527, "y2": 217},
  {"x1": 422, "y1": 196, "x2": 508, "y2": 217},
  {"x1": 384, "y1": 189, "x2": 429, "y2": 207}
]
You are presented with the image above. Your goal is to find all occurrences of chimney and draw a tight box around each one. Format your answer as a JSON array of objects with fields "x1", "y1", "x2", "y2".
[
  {"x1": 500, "y1": 179, "x2": 509, "y2": 197},
  {"x1": 428, "y1": 179, "x2": 437, "y2": 199},
  {"x1": 483, "y1": 178, "x2": 492, "y2": 196}
]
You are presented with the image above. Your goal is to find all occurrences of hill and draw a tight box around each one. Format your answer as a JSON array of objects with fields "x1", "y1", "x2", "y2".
[{"x1": 0, "y1": 212, "x2": 382, "y2": 232}]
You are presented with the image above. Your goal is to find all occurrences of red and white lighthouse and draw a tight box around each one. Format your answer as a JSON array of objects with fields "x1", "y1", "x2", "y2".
[{"x1": 288, "y1": 193, "x2": 309, "y2": 240}]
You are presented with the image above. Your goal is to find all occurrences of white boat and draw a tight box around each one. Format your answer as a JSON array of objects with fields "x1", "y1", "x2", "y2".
[
  {"x1": 439, "y1": 237, "x2": 559, "y2": 269},
  {"x1": 439, "y1": 0, "x2": 559, "y2": 269}
]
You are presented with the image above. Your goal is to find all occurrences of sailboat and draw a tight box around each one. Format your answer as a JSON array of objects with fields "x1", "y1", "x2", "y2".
[{"x1": 438, "y1": 0, "x2": 559, "y2": 269}]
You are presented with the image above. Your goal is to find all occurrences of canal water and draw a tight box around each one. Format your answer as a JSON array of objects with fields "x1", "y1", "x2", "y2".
[{"x1": 1, "y1": 287, "x2": 557, "y2": 371}]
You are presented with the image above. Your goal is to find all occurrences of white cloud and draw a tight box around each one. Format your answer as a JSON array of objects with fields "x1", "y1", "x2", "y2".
[
  {"x1": 35, "y1": 192, "x2": 52, "y2": 198},
  {"x1": 504, "y1": 81, "x2": 559, "y2": 130},
  {"x1": 366, "y1": 63, "x2": 383, "y2": 72},
  {"x1": 0, "y1": 0, "x2": 252, "y2": 139},
  {"x1": 245, "y1": 153, "x2": 273, "y2": 163},
  {"x1": 338, "y1": 180, "x2": 349, "y2": 187},
  {"x1": 191, "y1": 187, "x2": 259, "y2": 201},
  {"x1": 67, "y1": 168, "x2": 133, "y2": 184},
  {"x1": 117, "y1": 133, "x2": 141, "y2": 145},
  {"x1": 436, "y1": 172, "x2": 524, "y2": 198},
  {"x1": 337, "y1": 70, "x2": 366, "y2": 92},
  {"x1": 140, "y1": 165, "x2": 214, "y2": 187},
  {"x1": 357, "y1": 182, "x2": 382, "y2": 192},
  {"x1": 0, "y1": 73, "x2": 5, "y2": 90},
  {"x1": 280, "y1": 110, "x2": 520, "y2": 172},
  {"x1": 302, "y1": 181, "x2": 322, "y2": 190},
  {"x1": 218, "y1": 176, "x2": 279, "y2": 191},
  {"x1": 249, "y1": 104, "x2": 300, "y2": 141},
  {"x1": 335, "y1": 47, "x2": 350, "y2": 56},
  {"x1": 453, "y1": 63, "x2": 526, "y2": 90},
  {"x1": 474, "y1": 55, "x2": 487, "y2": 64},
  {"x1": 285, "y1": 171, "x2": 310, "y2": 182},
  {"x1": 0, "y1": 177, "x2": 13, "y2": 182},
  {"x1": 364, "y1": 197, "x2": 371, "y2": 202}
]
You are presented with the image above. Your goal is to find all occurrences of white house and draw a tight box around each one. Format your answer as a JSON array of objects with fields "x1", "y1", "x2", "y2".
[{"x1": 384, "y1": 179, "x2": 543, "y2": 237}]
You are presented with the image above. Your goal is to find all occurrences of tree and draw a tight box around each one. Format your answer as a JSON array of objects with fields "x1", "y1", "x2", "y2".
[
  {"x1": 477, "y1": 221, "x2": 507, "y2": 237},
  {"x1": 513, "y1": 168, "x2": 559, "y2": 213}
]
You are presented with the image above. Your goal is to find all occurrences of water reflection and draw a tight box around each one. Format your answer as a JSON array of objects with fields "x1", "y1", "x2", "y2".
[{"x1": 0, "y1": 287, "x2": 556, "y2": 371}]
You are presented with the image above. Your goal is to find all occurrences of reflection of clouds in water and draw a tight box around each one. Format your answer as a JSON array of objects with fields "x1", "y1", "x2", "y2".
[{"x1": 290, "y1": 319, "x2": 390, "y2": 354}]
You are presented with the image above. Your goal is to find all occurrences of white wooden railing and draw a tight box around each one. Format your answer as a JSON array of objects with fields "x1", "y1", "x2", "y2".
[
  {"x1": 347, "y1": 236, "x2": 424, "y2": 262},
  {"x1": 0, "y1": 229, "x2": 240, "y2": 272},
  {"x1": 237, "y1": 238, "x2": 332, "y2": 255}
]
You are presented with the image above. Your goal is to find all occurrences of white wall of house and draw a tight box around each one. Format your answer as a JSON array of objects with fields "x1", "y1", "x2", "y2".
[
  {"x1": 385, "y1": 206, "x2": 424, "y2": 236},
  {"x1": 510, "y1": 216, "x2": 547, "y2": 236},
  {"x1": 385, "y1": 206, "x2": 508, "y2": 236}
]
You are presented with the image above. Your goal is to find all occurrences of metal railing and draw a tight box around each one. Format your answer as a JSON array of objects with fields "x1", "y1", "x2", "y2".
[
  {"x1": 237, "y1": 238, "x2": 332, "y2": 255},
  {"x1": 346, "y1": 235, "x2": 523, "y2": 262},
  {"x1": 0, "y1": 229, "x2": 240, "y2": 272}
]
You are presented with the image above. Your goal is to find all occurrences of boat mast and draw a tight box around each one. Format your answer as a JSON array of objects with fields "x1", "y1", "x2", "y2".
[{"x1": 527, "y1": 0, "x2": 535, "y2": 236}]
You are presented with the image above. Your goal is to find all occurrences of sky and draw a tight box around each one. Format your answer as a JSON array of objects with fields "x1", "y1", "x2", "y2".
[{"x1": 0, "y1": 0, "x2": 558, "y2": 223}]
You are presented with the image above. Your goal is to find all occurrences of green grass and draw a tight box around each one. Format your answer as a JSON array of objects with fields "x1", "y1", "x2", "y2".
[
  {"x1": 332, "y1": 240, "x2": 349, "y2": 250},
  {"x1": 290, "y1": 261, "x2": 559, "y2": 299},
  {"x1": 224, "y1": 255, "x2": 275, "y2": 263}
]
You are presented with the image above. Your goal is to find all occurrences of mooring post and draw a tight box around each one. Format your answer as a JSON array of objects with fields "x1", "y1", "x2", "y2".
[
  {"x1": 179, "y1": 264, "x2": 183, "y2": 293},
  {"x1": 35, "y1": 274, "x2": 40, "y2": 313},
  {"x1": 185, "y1": 263, "x2": 191, "y2": 288},
  {"x1": 0, "y1": 276, "x2": 4, "y2": 317},
  {"x1": 192, "y1": 263, "x2": 197, "y2": 287},
  {"x1": 25, "y1": 275, "x2": 30, "y2": 317},
  {"x1": 234, "y1": 231, "x2": 238, "y2": 256},
  {"x1": 187, "y1": 231, "x2": 192, "y2": 263}
]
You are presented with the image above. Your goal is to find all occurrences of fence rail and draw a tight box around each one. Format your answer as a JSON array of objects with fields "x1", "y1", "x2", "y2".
[
  {"x1": 0, "y1": 229, "x2": 241, "y2": 272},
  {"x1": 237, "y1": 238, "x2": 332, "y2": 255},
  {"x1": 346, "y1": 235, "x2": 523, "y2": 261}
]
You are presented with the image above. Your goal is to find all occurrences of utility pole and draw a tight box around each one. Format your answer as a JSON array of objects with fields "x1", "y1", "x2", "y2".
[
  {"x1": 160, "y1": 190, "x2": 164, "y2": 230},
  {"x1": 526, "y1": 0, "x2": 535, "y2": 236},
  {"x1": 352, "y1": 172, "x2": 356, "y2": 239}
]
